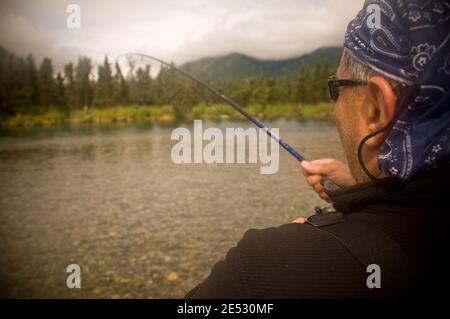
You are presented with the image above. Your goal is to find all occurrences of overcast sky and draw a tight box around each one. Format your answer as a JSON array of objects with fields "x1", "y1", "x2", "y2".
[{"x1": 0, "y1": 0, "x2": 364, "y2": 70}]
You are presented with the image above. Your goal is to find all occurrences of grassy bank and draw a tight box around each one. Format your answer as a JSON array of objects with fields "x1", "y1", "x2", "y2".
[{"x1": 0, "y1": 103, "x2": 334, "y2": 128}]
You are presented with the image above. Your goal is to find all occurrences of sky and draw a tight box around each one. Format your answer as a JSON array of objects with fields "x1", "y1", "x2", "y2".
[{"x1": 0, "y1": 0, "x2": 364, "y2": 70}]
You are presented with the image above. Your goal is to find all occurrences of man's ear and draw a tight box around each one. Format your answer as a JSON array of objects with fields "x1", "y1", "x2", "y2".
[{"x1": 364, "y1": 75, "x2": 397, "y2": 148}]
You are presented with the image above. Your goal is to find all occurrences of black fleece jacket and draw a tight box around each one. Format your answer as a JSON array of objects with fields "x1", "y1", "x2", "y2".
[{"x1": 186, "y1": 167, "x2": 450, "y2": 298}]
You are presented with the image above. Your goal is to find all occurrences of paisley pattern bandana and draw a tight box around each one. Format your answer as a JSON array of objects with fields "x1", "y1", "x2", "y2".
[{"x1": 344, "y1": 0, "x2": 450, "y2": 180}]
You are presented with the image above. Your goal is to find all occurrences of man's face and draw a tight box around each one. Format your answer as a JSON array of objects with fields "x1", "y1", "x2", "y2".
[{"x1": 333, "y1": 56, "x2": 368, "y2": 183}]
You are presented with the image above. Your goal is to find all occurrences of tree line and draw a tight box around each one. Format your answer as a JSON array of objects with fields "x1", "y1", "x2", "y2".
[{"x1": 0, "y1": 46, "x2": 334, "y2": 118}]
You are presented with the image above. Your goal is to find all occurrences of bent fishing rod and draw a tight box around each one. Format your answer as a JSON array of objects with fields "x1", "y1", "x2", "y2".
[
  {"x1": 119, "y1": 53, "x2": 306, "y2": 163},
  {"x1": 119, "y1": 53, "x2": 341, "y2": 192}
]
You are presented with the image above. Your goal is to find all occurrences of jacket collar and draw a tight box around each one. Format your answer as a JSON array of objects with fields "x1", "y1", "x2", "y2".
[{"x1": 328, "y1": 167, "x2": 450, "y2": 216}]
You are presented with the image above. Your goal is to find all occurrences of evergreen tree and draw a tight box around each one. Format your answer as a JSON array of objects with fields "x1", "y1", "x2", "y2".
[
  {"x1": 38, "y1": 57, "x2": 58, "y2": 108},
  {"x1": 154, "y1": 63, "x2": 178, "y2": 106},
  {"x1": 26, "y1": 54, "x2": 39, "y2": 107},
  {"x1": 286, "y1": 79, "x2": 299, "y2": 105},
  {"x1": 174, "y1": 76, "x2": 197, "y2": 118},
  {"x1": 64, "y1": 62, "x2": 77, "y2": 109},
  {"x1": 230, "y1": 78, "x2": 253, "y2": 106},
  {"x1": 134, "y1": 65, "x2": 153, "y2": 105},
  {"x1": 94, "y1": 56, "x2": 114, "y2": 107},
  {"x1": 56, "y1": 72, "x2": 67, "y2": 111},
  {"x1": 252, "y1": 76, "x2": 270, "y2": 106},
  {"x1": 75, "y1": 56, "x2": 93, "y2": 109},
  {"x1": 321, "y1": 60, "x2": 331, "y2": 102},
  {"x1": 298, "y1": 64, "x2": 311, "y2": 104},
  {"x1": 113, "y1": 62, "x2": 129, "y2": 105},
  {"x1": 267, "y1": 78, "x2": 285, "y2": 104},
  {"x1": 310, "y1": 59, "x2": 323, "y2": 104},
  {"x1": 10, "y1": 57, "x2": 31, "y2": 112},
  {"x1": 0, "y1": 47, "x2": 24, "y2": 114}
]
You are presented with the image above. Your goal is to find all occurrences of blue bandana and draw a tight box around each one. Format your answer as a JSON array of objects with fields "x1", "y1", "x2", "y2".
[{"x1": 344, "y1": 0, "x2": 450, "y2": 179}]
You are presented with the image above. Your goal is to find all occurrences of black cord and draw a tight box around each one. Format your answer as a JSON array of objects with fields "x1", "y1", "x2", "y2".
[{"x1": 357, "y1": 121, "x2": 394, "y2": 180}]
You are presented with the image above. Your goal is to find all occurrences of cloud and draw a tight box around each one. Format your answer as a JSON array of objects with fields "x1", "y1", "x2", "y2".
[
  {"x1": 0, "y1": 0, "x2": 364, "y2": 70},
  {"x1": 175, "y1": 0, "x2": 363, "y2": 61},
  {"x1": 0, "y1": 2, "x2": 89, "y2": 70}
]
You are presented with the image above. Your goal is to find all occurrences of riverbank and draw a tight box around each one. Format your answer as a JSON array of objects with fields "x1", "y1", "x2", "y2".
[{"x1": 0, "y1": 103, "x2": 334, "y2": 128}]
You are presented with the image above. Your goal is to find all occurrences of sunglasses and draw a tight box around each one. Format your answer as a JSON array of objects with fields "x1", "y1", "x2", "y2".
[{"x1": 327, "y1": 76, "x2": 367, "y2": 101}]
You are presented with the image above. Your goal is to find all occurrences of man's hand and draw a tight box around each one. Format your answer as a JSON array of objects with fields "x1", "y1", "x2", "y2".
[
  {"x1": 292, "y1": 159, "x2": 355, "y2": 224},
  {"x1": 300, "y1": 159, "x2": 356, "y2": 203}
]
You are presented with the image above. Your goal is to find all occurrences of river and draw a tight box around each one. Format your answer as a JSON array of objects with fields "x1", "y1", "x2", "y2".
[{"x1": 0, "y1": 120, "x2": 345, "y2": 298}]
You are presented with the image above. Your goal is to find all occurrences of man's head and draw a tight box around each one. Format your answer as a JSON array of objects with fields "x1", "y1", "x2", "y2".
[
  {"x1": 334, "y1": 49, "x2": 402, "y2": 183},
  {"x1": 336, "y1": 0, "x2": 450, "y2": 182}
]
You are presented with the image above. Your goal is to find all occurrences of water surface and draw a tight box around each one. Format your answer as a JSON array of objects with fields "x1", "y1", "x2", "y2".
[{"x1": 0, "y1": 120, "x2": 345, "y2": 298}]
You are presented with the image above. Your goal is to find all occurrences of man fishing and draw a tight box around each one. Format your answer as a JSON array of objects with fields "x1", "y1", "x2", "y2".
[{"x1": 186, "y1": 0, "x2": 450, "y2": 298}]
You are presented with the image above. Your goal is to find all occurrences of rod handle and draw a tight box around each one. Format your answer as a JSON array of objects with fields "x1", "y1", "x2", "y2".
[{"x1": 320, "y1": 178, "x2": 342, "y2": 194}]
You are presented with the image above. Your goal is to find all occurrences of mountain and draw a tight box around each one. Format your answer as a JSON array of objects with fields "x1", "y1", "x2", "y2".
[{"x1": 180, "y1": 46, "x2": 342, "y2": 83}]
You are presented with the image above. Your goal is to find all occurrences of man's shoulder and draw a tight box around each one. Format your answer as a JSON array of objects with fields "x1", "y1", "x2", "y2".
[
  {"x1": 237, "y1": 222, "x2": 348, "y2": 255},
  {"x1": 188, "y1": 221, "x2": 386, "y2": 298},
  {"x1": 229, "y1": 222, "x2": 380, "y2": 298}
]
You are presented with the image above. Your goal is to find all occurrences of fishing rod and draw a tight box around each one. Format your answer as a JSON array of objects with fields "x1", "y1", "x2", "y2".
[
  {"x1": 118, "y1": 53, "x2": 341, "y2": 193},
  {"x1": 119, "y1": 53, "x2": 306, "y2": 163}
]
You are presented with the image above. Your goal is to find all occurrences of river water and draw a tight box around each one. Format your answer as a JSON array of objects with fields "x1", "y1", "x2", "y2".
[{"x1": 0, "y1": 120, "x2": 345, "y2": 298}]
